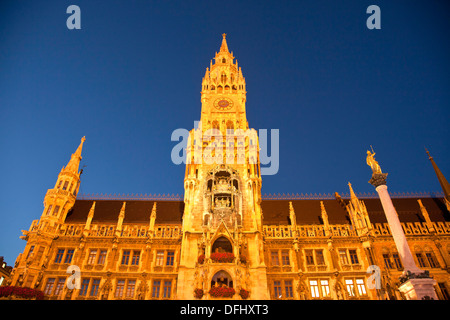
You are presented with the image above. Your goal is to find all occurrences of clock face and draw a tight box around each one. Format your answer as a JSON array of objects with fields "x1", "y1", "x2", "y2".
[{"x1": 214, "y1": 97, "x2": 233, "y2": 111}]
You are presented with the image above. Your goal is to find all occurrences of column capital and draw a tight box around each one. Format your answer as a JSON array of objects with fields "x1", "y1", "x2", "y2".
[{"x1": 369, "y1": 173, "x2": 388, "y2": 188}]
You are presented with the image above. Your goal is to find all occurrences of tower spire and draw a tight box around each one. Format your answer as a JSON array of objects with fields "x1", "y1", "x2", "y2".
[
  {"x1": 426, "y1": 148, "x2": 450, "y2": 209},
  {"x1": 64, "y1": 136, "x2": 86, "y2": 173},
  {"x1": 220, "y1": 33, "x2": 229, "y2": 52}
]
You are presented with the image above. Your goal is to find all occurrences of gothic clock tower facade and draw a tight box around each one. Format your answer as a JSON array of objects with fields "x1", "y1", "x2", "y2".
[{"x1": 176, "y1": 34, "x2": 269, "y2": 299}]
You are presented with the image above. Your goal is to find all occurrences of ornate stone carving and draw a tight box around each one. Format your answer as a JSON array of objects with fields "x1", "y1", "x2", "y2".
[{"x1": 369, "y1": 173, "x2": 388, "y2": 187}]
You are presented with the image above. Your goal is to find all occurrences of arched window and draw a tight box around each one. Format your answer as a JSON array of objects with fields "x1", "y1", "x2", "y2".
[
  {"x1": 212, "y1": 120, "x2": 220, "y2": 131},
  {"x1": 211, "y1": 270, "x2": 233, "y2": 288},
  {"x1": 226, "y1": 121, "x2": 234, "y2": 135},
  {"x1": 212, "y1": 236, "x2": 233, "y2": 253}
]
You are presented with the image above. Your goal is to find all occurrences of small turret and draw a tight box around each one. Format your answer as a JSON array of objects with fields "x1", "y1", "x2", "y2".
[{"x1": 40, "y1": 137, "x2": 86, "y2": 231}]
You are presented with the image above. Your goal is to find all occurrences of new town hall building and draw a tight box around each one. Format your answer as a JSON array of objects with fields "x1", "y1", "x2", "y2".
[{"x1": 4, "y1": 35, "x2": 450, "y2": 300}]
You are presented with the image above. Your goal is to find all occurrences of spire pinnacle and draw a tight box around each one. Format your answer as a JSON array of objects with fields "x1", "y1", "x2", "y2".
[
  {"x1": 320, "y1": 201, "x2": 330, "y2": 230},
  {"x1": 348, "y1": 182, "x2": 357, "y2": 199},
  {"x1": 64, "y1": 136, "x2": 86, "y2": 174},
  {"x1": 426, "y1": 148, "x2": 450, "y2": 203},
  {"x1": 220, "y1": 33, "x2": 229, "y2": 53}
]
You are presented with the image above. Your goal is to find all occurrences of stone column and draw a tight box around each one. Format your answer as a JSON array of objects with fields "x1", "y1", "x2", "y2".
[{"x1": 369, "y1": 173, "x2": 438, "y2": 300}]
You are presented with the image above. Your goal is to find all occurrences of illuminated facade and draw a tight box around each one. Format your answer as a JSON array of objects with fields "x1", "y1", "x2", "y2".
[{"x1": 5, "y1": 35, "x2": 450, "y2": 300}]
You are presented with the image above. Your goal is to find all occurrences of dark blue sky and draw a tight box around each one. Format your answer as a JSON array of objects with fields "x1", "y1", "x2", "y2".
[{"x1": 1, "y1": 0, "x2": 449, "y2": 264}]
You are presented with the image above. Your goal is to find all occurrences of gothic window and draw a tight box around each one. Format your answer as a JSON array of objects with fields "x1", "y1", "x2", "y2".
[
  {"x1": 226, "y1": 121, "x2": 234, "y2": 134},
  {"x1": 222, "y1": 58, "x2": 226, "y2": 63},
  {"x1": 284, "y1": 280, "x2": 293, "y2": 298},
  {"x1": 211, "y1": 270, "x2": 233, "y2": 288},
  {"x1": 166, "y1": 251, "x2": 175, "y2": 266},
  {"x1": 54, "y1": 278, "x2": 65, "y2": 296},
  {"x1": 416, "y1": 252, "x2": 427, "y2": 268},
  {"x1": 309, "y1": 280, "x2": 319, "y2": 298},
  {"x1": 348, "y1": 249, "x2": 359, "y2": 264},
  {"x1": 345, "y1": 279, "x2": 355, "y2": 297},
  {"x1": 64, "y1": 249, "x2": 74, "y2": 264},
  {"x1": 212, "y1": 236, "x2": 233, "y2": 254},
  {"x1": 425, "y1": 252, "x2": 438, "y2": 268},
  {"x1": 35, "y1": 246, "x2": 45, "y2": 264},
  {"x1": 53, "y1": 205, "x2": 60, "y2": 216},
  {"x1": 46, "y1": 205, "x2": 53, "y2": 216},
  {"x1": 132, "y1": 251, "x2": 141, "y2": 266},
  {"x1": 91, "y1": 279, "x2": 101, "y2": 297},
  {"x1": 315, "y1": 250, "x2": 325, "y2": 265},
  {"x1": 156, "y1": 251, "x2": 164, "y2": 266},
  {"x1": 320, "y1": 280, "x2": 330, "y2": 297},
  {"x1": 62, "y1": 181, "x2": 69, "y2": 190},
  {"x1": 152, "y1": 280, "x2": 161, "y2": 298},
  {"x1": 273, "y1": 281, "x2": 282, "y2": 298},
  {"x1": 309, "y1": 279, "x2": 331, "y2": 299},
  {"x1": 281, "y1": 250, "x2": 290, "y2": 266},
  {"x1": 26, "y1": 245, "x2": 35, "y2": 259},
  {"x1": 115, "y1": 280, "x2": 125, "y2": 298},
  {"x1": 73, "y1": 181, "x2": 79, "y2": 195},
  {"x1": 212, "y1": 120, "x2": 220, "y2": 131},
  {"x1": 438, "y1": 283, "x2": 449, "y2": 300},
  {"x1": 305, "y1": 250, "x2": 314, "y2": 265},
  {"x1": 218, "y1": 86, "x2": 223, "y2": 93},
  {"x1": 339, "y1": 249, "x2": 358, "y2": 266},
  {"x1": 122, "y1": 251, "x2": 130, "y2": 265},
  {"x1": 55, "y1": 249, "x2": 64, "y2": 263},
  {"x1": 211, "y1": 85, "x2": 215, "y2": 91},
  {"x1": 356, "y1": 279, "x2": 367, "y2": 296},
  {"x1": 126, "y1": 280, "x2": 136, "y2": 298},
  {"x1": 345, "y1": 278, "x2": 367, "y2": 297},
  {"x1": 88, "y1": 249, "x2": 97, "y2": 264},
  {"x1": 44, "y1": 278, "x2": 55, "y2": 295},
  {"x1": 392, "y1": 253, "x2": 402, "y2": 269},
  {"x1": 271, "y1": 251, "x2": 280, "y2": 266},
  {"x1": 163, "y1": 280, "x2": 172, "y2": 298},
  {"x1": 98, "y1": 250, "x2": 107, "y2": 265},
  {"x1": 383, "y1": 254, "x2": 393, "y2": 269}
]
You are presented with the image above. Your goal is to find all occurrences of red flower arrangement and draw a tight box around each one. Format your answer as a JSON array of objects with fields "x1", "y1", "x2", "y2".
[
  {"x1": 197, "y1": 254, "x2": 205, "y2": 264},
  {"x1": 0, "y1": 286, "x2": 44, "y2": 300},
  {"x1": 194, "y1": 288, "x2": 204, "y2": 299},
  {"x1": 239, "y1": 288, "x2": 250, "y2": 299},
  {"x1": 210, "y1": 252, "x2": 235, "y2": 263},
  {"x1": 209, "y1": 286, "x2": 235, "y2": 298}
]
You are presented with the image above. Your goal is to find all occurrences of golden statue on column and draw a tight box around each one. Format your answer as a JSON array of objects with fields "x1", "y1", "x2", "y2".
[{"x1": 366, "y1": 149, "x2": 382, "y2": 174}]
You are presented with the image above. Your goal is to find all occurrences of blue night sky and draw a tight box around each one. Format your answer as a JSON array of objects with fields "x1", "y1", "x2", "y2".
[{"x1": 0, "y1": 1, "x2": 449, "y2": 264}]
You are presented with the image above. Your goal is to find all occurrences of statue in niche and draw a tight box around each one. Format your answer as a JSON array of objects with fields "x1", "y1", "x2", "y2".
[{"x1": 215, "y1": 197, "x2": 230, "y2": 208}]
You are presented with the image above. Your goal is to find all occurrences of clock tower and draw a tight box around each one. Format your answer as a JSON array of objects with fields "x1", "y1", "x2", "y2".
[{"x1": 176, "y1": 34, "x2": 269, "y2": 299}]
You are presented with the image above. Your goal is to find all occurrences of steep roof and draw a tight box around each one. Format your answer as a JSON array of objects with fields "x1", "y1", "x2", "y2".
[
  {"x1": 65, "y1": 200, "x2": 184, "y2": 224},
  {"x1": 261, "y1": 197, "x2": 450, "y2": 225},
  {"x1": 65, "y1": 197, "x2": 449, "y2": 226}
]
